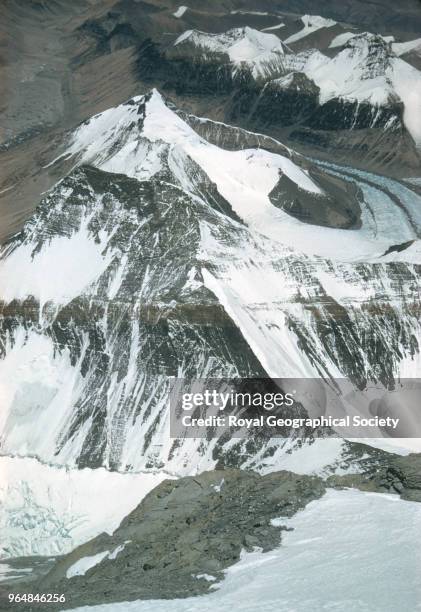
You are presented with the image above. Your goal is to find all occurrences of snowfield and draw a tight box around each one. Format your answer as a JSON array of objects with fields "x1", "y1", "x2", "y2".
[
  {"x1": 67, "y1": 489, "x2": 421, "y2": 612},
  {"x1": 0, "y1": 215, "x2": 113, "y2": 309}
]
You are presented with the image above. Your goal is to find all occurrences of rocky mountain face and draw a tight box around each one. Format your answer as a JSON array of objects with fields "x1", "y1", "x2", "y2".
[{"x1": 1, "y1": 90, "x2": 421, "y2": 476}]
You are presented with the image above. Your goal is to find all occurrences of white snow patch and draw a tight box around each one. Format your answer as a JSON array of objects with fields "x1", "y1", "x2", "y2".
[
  {"x1": 261, "y1": 23, "x2": 285, "y2": 32},
  {"x1": 230, "y1": 11, "x2": 274, "y2": 17},
  {"x1": 392, "y1": 38, "x2": 421, "y2": 57},
  {"x1": 196, "y1": 574, "x2": 216, "y2": 582},
  {"x1": 0, "y1": 215, "x2": 112, "y2": 308},
  {"x1": 212, "y1": 478, "x2": 224, "y2": 493},
  {"x1": 173, "y1": 6, "x2": 187, "y2": 18},
  {"x1": 67, "y1": 551, "x2": 110, "y2": 579},
  {"x1": 285, "y1": 14, "x2": 336, "y2": 44},
  {"x1": 108, "y1": 542, "x2": 130, "y2": 560},
  {"x1": 328, "y1": 31, "x2": 357, "y2": 48}
]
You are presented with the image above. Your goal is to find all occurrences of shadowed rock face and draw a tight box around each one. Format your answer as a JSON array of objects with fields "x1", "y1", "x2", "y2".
[
  {"x1": 269, "y1": 166, "x2": 362, "y2": 229},
  {"x1": 328, "y1": 449, "x2": 421, "y2": 502},
  {"x1": 229, "y1": 72, "x2": 321, "y2": 127}
]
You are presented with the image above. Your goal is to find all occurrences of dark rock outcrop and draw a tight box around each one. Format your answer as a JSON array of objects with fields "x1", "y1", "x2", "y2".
[
  {"x1": 328, "y1": 449, "x2": 421, "y2": 502},
  {"x1": 5, "y1": 469, "x2": 326, "y2": 610}
]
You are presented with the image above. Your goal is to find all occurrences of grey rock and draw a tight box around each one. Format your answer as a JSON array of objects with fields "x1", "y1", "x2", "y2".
[{"x1": 8, "y1": 469, "x2": 325, "y2": 610}]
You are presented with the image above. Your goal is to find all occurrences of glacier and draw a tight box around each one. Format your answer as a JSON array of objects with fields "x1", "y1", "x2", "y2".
[{"x1": 0, "y1": 456, "x2": 170, "y2": 559}]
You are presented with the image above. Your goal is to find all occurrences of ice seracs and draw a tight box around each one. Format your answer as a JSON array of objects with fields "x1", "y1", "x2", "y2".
[{"x1": 0, "y1": 456, "x2": 169, "y2": 558}]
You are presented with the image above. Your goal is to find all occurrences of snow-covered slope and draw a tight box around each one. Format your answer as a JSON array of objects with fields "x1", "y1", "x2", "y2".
[
  {"x1": 300, "y1": 33, "x2": 421, "y2": 144},
  {"x1": 303, "y1": 34, "x2": 394, "y2": 106},
  {"x1": 66, "y1": 489, "x2": 421, "y2": 612},
  {"x1": 392, "y1": 37, "x2": 421, "y2": 57}
]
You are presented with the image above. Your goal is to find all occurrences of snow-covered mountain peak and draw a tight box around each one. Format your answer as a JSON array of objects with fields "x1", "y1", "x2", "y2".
[
  {"x1": 57, "y1": 88, "x2": 330, "y2": 206},
  {"x1": 47, "y1": 89, "x2": 421, "y2": 264},
  {"x1": 299, "y1": 35, "x2": 398, "y2": 107},
  {"x1": 173, "y1": 27, "x2": 291, "y2": 80},
  {"x1": 297, "y1": 32, "x2": 421, "y2": 143},
  {"x1": 174, "y1": 26, "x2": 289, "y2": 57},
  {"x1": 345, "y1": 32, "x2": 393, "y2": 70},
  {"x1": 60, "y1": 89, "x2": 200, "y2": 180}
]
